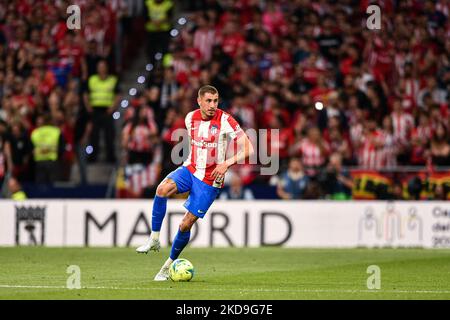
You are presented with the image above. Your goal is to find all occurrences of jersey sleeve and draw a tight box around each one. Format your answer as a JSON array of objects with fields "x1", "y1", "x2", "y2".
[
  {"x1": 185, "y1": 111, "x2": 194, "y2": 136},
  {"x1": 224, "y1": 114, "x2": 244, "y2": 140}
]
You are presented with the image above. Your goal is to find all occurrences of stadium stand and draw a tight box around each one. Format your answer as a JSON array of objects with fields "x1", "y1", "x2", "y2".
[{"x1": 0, "y1": 0, "x2": 448, "y2": 200}]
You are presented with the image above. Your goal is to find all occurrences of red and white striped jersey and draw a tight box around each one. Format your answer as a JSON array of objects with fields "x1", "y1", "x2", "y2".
[
  {"x1": 401, "y1": 78, "x2": 420, "y2": 101},
  {"x1": 350, "y1": 123, "x2": 364, "y2": 148},
  {"x1": 412, "y1": 125, "x2": 432, "y2": 142},
  {"x1": 172, "y1": 58, "x2": 189, "y2": 76},
  {"x1": 399, "y1": 78, "x2": 420, "y2": 112},
  {"x1": 295, "y1": 138, "x2": 330, "y2": 173},
  {"x1": 125, "y1": 163, "x2": 161, "y2": 197},
  {"x1": 391, "y1": 112, "x2": 414, "y2": 146},
  {"x1": 123, "y1": 123, "x2": 154, "y2": 153},
  {"x1": 380, "y1": 131, "x2": 397, "y2": 168},
  {"x1": 358, "y1": 130, "x2": 385, "y2": 169},
  {"x1": 193, "y1": 28, "x2": 216, "y2": 62},
  {"x1": 122, "y1": 144, "x2": 162, "y2": 197},
  {"x1": 183, "y1": 109, "x2": 244, "y2": 188}
]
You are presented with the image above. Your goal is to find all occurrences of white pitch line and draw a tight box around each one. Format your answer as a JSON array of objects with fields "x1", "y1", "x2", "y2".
[{"x1": 0, "y1": 285, "x2": 450, "y2": 295}]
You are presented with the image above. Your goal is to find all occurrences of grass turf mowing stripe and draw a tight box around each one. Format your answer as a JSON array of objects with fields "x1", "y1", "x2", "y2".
[{"x1": 1, "y1": 248, "x2": 449, "y2": 299}]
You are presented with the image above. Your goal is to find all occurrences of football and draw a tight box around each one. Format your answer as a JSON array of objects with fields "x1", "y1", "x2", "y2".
[{"x1": 169, "y1": 258, "x2": 195, "y2": 282}]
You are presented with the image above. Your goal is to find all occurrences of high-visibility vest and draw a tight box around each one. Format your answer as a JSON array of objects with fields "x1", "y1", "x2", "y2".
[
  {"x1": 12, "y1": 191, "x2": 27, "y2": 200},
  {"x1": 162, "y1": 53, "x2": 173, "y2": 67},
  {"x1": 88, "y1": 75, "x2": 118, "y2": 108},
  {"x1": 31, "y1": 125, "x2": 61, "y2": 162},
  {"x1": 145, "y1": 0, "x2": 173, "y2": 32}
]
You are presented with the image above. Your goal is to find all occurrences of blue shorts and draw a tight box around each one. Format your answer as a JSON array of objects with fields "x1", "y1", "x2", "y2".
[{"x1": 166, "y1": 166, "x2": 220, "y2": 218}]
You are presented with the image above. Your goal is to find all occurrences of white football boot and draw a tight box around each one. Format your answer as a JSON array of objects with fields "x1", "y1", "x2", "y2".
[
  {"x1": 154, "y1": 265, "x2": 170, "y2": 281},
  {"x1": 136, "y1": 238, "x2": 161, "y2": 254}
]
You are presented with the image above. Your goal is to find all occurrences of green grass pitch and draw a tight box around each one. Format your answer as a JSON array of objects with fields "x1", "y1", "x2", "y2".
[{"x1": 0, "y1": 247, "x2": 449, "y2": 300}]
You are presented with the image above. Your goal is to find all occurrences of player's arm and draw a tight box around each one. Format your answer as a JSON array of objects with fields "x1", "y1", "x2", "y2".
[
  {"x1": 225, "y1": 132, "x2": 254, "y2": 167},
  {"x1": 211, "y1": 132, "x2": 254, "y2": 180}
]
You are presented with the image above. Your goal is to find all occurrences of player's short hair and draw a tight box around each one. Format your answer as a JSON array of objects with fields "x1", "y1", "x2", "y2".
[{"x1": 198, "y1": 85, "x2": 218, "y2": 98}]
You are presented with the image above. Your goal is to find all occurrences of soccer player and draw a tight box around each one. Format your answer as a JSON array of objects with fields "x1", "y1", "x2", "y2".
[{"x1": 136, "y1": 85, "x2": 254, "y2": 281}]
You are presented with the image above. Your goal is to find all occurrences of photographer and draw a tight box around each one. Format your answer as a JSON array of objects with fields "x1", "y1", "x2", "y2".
[
  {"x1": 319, "y1": 153, "x2": 353, "y2": 200},
  {"x1": 276, "y1": 157, "x2": 310, "y2": 200},
  {"x1": 407, "y1": 176, "x2": 423, "y2": 200}
]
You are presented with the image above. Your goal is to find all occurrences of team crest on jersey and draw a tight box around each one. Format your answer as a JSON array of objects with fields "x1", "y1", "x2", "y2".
[{"x1": 210, "y1": 125, "x2": 218, "y2": 135}]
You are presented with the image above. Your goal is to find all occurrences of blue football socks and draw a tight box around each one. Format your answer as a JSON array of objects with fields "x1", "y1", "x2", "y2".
[
  {"x1": 170, "y1": 229, "x2": 191, "y2": 260},
  {"x1": 151, "y1": 195, "x2": 167, "y2": 232}
]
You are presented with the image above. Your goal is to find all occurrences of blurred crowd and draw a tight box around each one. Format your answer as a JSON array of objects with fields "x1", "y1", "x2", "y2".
[
  {"x1": 136, "y1": 0, "x2": 449, "y2": 199},
  {"x1": 0, "y1": 0, "x2": 449, "y2": 200},
  {"x1": 0, "y1": 0, "x2": 145, "y2": 192}
]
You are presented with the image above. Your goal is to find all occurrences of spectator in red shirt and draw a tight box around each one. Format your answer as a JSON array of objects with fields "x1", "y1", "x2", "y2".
[
  {"x1": 262, "y1": 1, "x2": 287, "y2": 37},
  {"x1": 324, "y1": 116, "x2": 352, "y2": 165},
  {"x1": 122, "y1": 105, "x2": 159, "y2": 166},
  {"x1": 380, "y1": 115, "x2": 397, "y2": 168},
  {"x1": 219, "y1": 21, "x2": 246, "y2": 59},
  {"x1": 10, "y1": 77, "x2": 35, "y2": 125},
  {"x1": 260, "y1": 93, "x2": 290, "y2": 129},
  {"x1": 266, "y1": 114, "x2": 293, "y2": 165},
  {"x1": 291, "y1": 126, "x2": 330, "y2": 177},
  {"x1": 53, "y1": 108, "x2": 74, "y2": 181},
  {"x1": 391, "y1": 98, "x2": 414, "y2": 164},
  {"x1": 58, "y1": 31, "x2": 85, "y2": 79},
  {"x1": 193, "y1": 13, "x2": 216, "y2": 63},
  {"x1": 27, "y1": 57, "x2": 57, "y2": 97},
  {"x1": 356, "y1": 117, "x2": 385, "y2": 169},
  {"x1": 411, "y1": 112, "x2": 432, "y2": 165}
]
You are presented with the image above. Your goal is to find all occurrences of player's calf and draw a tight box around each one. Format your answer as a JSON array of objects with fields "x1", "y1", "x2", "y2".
[
  {"x1": 136, "y1": 179, "x2": 178, "y2": 254},
  {"x1": 179, "y1": 212, "x2": 198, "y2": 232}
]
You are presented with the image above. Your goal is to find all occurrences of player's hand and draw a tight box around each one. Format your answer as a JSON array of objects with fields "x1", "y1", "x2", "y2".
[{"x1": 211, "y1": 163, "x2": 229, "y2": 182}]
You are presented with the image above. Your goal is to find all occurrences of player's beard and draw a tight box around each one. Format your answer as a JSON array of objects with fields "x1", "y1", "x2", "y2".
[{"x1": 202, "y1": 108, "x2": 216, "y2": 119}]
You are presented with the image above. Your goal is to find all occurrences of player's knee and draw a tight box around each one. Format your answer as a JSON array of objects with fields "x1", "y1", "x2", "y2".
[
  {"x1": 156, "y1": 181, "x2": 172, "y2": 197},
  {"x1": 155, "y1": 184, "x2": 167, "y2": 197}
]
